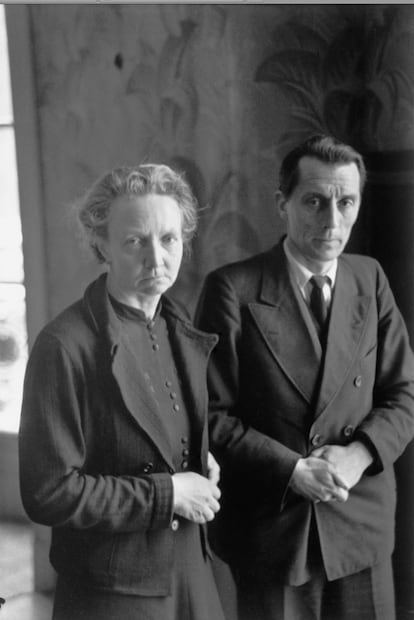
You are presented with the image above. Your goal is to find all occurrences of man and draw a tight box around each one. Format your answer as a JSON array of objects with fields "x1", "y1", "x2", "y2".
[{"x1": 196, "y1": 135, "x2": 414, "y2": 619}]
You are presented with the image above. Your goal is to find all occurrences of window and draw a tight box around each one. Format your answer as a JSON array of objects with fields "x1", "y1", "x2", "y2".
[{"x1": 0, "y1": 4, "x2": 28, "y2": 433}]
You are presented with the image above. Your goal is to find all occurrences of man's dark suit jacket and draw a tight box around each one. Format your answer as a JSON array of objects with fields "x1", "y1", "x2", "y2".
[
  {"x1": 197, "y1": 240, "x2": 414, "y2": 586},
  {"x1": 19, "y1": 273, "x2": 218, "y2": 596}
]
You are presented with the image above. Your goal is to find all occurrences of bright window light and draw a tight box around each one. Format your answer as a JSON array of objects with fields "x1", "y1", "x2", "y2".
[{"x1": 0, "y1": 4, "x2": 28, "y2": 433}]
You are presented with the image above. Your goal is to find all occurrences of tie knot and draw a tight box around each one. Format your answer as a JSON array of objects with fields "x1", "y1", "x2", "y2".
[{"x1": 310, "y1": 275, "x2": 330, "y2": 290}]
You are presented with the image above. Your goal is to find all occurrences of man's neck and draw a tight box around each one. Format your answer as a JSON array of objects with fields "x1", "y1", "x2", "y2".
[{"x1": 285, "y1": 237, "x2": 335, "y2": 275}]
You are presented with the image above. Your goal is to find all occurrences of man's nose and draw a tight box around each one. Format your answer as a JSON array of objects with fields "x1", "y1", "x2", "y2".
[
  {"x1": 144, "y1": 240, "x2": 163, "y2": 268},
  {"x1": 323, "y1": 200, "x2": 341, "y2": 228}
]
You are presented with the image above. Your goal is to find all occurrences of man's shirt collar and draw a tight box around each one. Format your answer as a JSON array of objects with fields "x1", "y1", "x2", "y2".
[{"x1": 283, "y1": 237, "x2": 337, "y2": 300}]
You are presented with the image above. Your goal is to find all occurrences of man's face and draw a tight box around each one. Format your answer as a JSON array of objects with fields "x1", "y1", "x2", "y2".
[{"x1": 278, "y1": 156, "x2": 361, "y2": 272}]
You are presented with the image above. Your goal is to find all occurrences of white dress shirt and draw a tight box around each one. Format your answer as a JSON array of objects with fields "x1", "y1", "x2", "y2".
[{"x1": 283, "y1": 238, "x2": 337, "y2": 309}]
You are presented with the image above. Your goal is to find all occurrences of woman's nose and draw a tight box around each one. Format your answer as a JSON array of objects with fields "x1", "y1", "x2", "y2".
[{"x1": 144, "y1": 240, "x2": 163, "y2": 268}]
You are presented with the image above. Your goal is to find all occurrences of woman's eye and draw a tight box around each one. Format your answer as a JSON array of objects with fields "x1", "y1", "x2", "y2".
[{"x1": 163, "y1": 235, "x2": 177, "y2": 245}]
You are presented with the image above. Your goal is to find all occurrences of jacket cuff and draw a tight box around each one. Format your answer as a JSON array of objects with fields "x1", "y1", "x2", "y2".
[
  {"x1": 150, "y1": 473, "x2": 175, "y2": 529},
  {"x1": 353, "y1": 430, "x2": 384, "y2": 475},
  {"x1": 279, "y1": 454, "x2": 302, "y2": 511}
]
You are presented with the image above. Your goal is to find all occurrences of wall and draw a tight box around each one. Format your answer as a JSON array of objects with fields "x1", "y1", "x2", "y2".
[
  {"x1": 28, "y1": 3, "x2": 291, "y2": 317},
  {"x1": 26, "y1": 4, "x2": 414, "y2": 315}
]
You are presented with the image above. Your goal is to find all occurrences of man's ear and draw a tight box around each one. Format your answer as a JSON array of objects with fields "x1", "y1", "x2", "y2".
[{"x1": 275, "y1": 190, "x2": 288, "y2": 221}]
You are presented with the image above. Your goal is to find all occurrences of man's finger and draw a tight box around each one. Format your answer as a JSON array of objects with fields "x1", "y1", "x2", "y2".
[{"x1": 332, "y1": 471, "x2": 350, "y2": 491}]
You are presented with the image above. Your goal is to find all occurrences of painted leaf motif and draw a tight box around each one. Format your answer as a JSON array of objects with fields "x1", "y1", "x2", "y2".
[
  {"x1": 323, "y1": 90, "x2": 360, "y2": 140},
  {"x1": 126, "y1": 63, "x2": 156, "y2": 95},
  {"x1": 157, "y1": 20, "x2": 197, "y2": 91},
  {"x1": 255, "y1": 51, "x2": 321, "y2": 90},
  {"x1": 322, "y1": 25, "x2": 367, "y2": 89},
  {"x1": 160, "y1": 81, "x2": 198, "y2": 136},
  {"x1": 270, "y1": 20, "x2": 328, "y2": 54}
]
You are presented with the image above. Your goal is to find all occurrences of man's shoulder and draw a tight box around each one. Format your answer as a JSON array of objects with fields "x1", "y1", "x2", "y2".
[
  {"x1": 339, "y1": 253, "x2": 389, "y2": 296},
  {"x1": 340, "y1": 252, "x2": 382, "y2": 277},
  {"x1": 209, "y1": 245, "x2": 279, "y2": 284}
]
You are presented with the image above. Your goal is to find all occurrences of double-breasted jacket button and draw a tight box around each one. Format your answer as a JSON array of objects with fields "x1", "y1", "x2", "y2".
[
  {"x1": 143, "y1": 462, "x2": 154, "y2": 473},
  {"x1": 354, "y1": 375, "x2": 362, "y2": 388},
  {"x1": 171, "y1": 519, "x2": 180, "y2": 531},
  {"x1": 168, "y1": 467, "x2": 174, "y2": 474},
  {"x1": 342, "y1": 425, "x2": 354, "y2": 438},
  {"x1": 311, "y1": 434, "x2": 322, "y2": 447},
  {"x1": 181, "y1": 460, "x2": 189, "y2": 470}
]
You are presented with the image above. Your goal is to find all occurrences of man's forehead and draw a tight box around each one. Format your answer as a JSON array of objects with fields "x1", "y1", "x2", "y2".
[{"x1": 297, "y1": 156, "x2": 361, "y2": 191}]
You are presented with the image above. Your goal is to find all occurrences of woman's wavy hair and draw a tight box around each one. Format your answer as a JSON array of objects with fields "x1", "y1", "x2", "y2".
[{"x1": 76, "y1": 164, "x2": 198, "y2": 262}]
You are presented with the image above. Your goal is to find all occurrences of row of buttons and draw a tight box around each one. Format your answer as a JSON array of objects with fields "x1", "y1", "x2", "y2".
[
  {"x1": 143, "y1": 463, "x2": 176, "y2": 475},
  {"x1": 142, "y1": 441, "x2": 189, "y2": 475},
  {"x1": 166, "y1": 377, "x2": 180, "y2": 413},
  {"x1": 310, "y1": 374, "x2": 362, "y2": 447},
  {"x1": 146, "y1": 324, "x2": 182, "y2": 413},
  {"x1": 311, "y1": 425, "x2": 354, "y2": 447},
  {"x1": 146, "y1": 322, "x2": 159, "y2": 351}
]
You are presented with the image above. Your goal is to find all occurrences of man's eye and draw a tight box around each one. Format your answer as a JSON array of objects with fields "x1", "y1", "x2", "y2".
[
  {"x1": 306, "y1": 197, "x2": 321, "y2": 208},
  {"x1": 126, "y1": 237, "x2": 141, "y2": 246}
]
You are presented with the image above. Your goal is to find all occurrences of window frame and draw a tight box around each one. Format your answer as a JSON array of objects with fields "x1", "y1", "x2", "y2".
[{"x1": 5, "y1": 4, "x2": 48, "y2": 351}]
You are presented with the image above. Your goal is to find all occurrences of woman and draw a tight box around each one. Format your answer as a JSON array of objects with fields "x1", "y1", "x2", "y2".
[{"x1": 19, "y1": 164, "x2": 226, "y2": 620}]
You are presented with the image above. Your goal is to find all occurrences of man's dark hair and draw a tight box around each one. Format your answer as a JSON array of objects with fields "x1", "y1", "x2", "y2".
[{"x1": 279, "y1": 134, "x2": 367, "y2": 197}]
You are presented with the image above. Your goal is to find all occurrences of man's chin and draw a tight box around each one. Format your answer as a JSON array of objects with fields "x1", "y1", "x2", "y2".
[{"x1": 312, "y1": 243, "x2": 344, "y2": 261}]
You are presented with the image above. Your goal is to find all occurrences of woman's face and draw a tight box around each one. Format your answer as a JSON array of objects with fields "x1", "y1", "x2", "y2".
[{"x1": 100, "y1": 194, "x2": 184, "y2": 309}]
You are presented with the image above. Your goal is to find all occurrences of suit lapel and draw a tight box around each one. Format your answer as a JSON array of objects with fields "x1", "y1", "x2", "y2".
[
  {"x1": 112, "y1": 333, "x2": 175, "y2": 469},
  {"x1": 111, "y1": 302, "x2": 218, "y2": 472},
  {"x1": 85, "y1": 276, "x2": 176, "y2": 468},
  {"x1": 315, "y1": 260, "x2": 372, "y2": 417},
  {"x1": 166, "y1": 315, "x2": 218, "y2": 468},
  {"x1": 248, "y1": 246, "x2": 322, "y2": 404}
]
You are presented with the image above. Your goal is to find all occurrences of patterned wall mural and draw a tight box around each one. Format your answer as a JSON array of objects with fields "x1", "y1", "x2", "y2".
[
  {"x1": 28, "y1": 4, "x2": 414, "y2": 316},
  {"x1": 29, "y1": 4, "x2": 286, "y2": 314}
]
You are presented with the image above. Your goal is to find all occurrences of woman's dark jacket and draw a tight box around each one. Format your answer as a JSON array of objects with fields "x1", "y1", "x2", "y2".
[{"x1": 18, "y1": 274, "x2": 218, "y2": 595}]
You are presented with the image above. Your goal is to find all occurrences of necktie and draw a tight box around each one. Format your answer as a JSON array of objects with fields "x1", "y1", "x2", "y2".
[{"x1": 309, "y1": 275, "x2": 330, "y2": 331}]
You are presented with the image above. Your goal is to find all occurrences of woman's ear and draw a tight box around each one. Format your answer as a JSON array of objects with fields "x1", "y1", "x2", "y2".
[{"x1": 96, "y1": 238, "x2": 111, "y2": 264}]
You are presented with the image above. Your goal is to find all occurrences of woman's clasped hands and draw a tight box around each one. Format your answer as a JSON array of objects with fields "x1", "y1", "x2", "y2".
[{"x1": 172, "y1": 452, "x2": 221, "y2": 524}]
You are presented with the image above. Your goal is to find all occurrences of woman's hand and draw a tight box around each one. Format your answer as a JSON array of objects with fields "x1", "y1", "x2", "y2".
[{"x1": 172, "y1": 472, "x2": 221, "y2": 524}]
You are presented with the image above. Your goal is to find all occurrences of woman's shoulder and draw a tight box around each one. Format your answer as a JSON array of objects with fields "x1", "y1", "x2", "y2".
[
  {"x1": 38, "y1": 274, "x2": 109, "y2": 345},
  {"x1": 36, "y1": 298, "x2": 93, "y2": 353}
]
